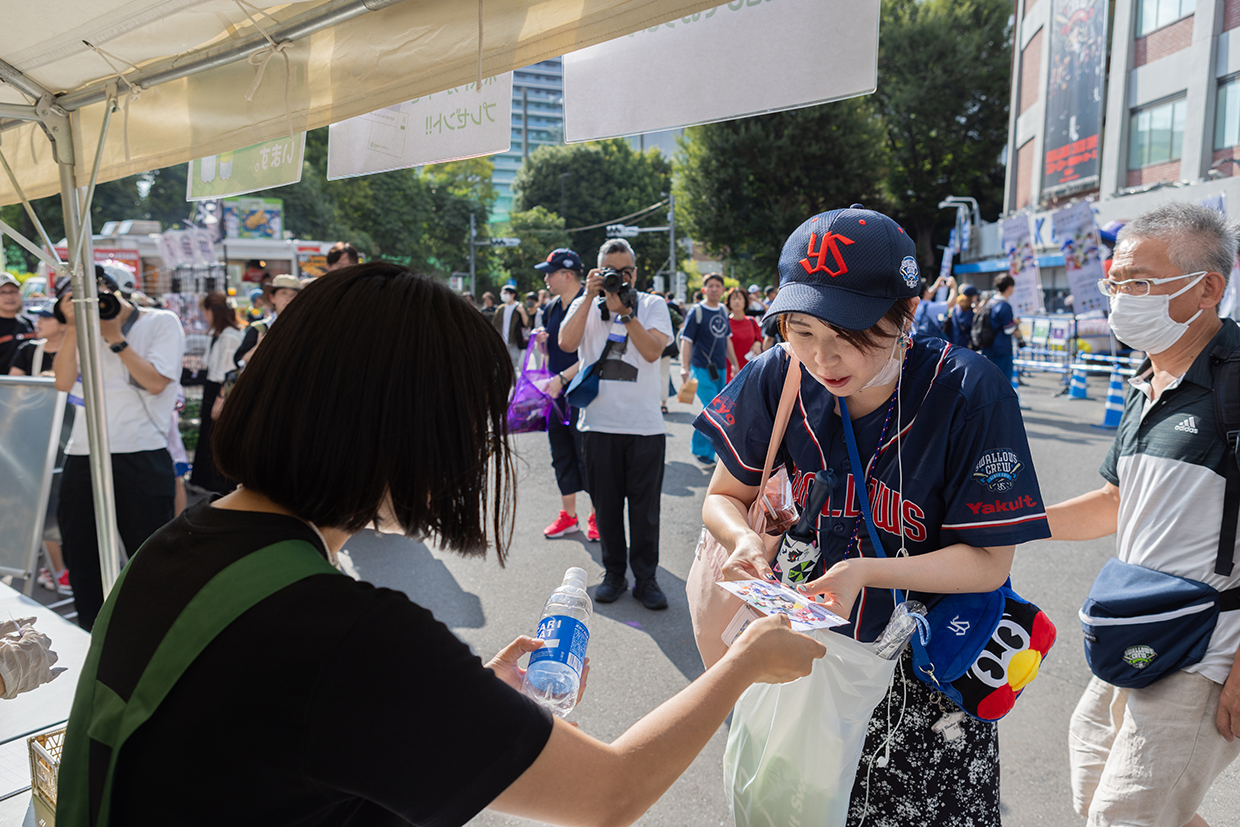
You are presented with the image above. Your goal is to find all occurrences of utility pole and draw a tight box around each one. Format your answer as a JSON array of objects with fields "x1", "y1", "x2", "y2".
[
  {"x1": 668, "y1": 190, "x2": 676, "y2": 288},
  {"x1": 522, "y1": 89, "x2": 529, "y2": 161},
  {"x1": 469, "y1": 212, "x2": 477, "y2": 297}
]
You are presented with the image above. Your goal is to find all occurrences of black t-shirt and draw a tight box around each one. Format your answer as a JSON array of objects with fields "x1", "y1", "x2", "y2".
[
  {"x1": 0, "y1": 315, "x2": 35, "y2": 370},
  {"x1": 9, "y1": 340, "x2": 54, "y2": 375},
  {"x1": 98, "y1": 501, "x2": 552, "y2": 826},
  {"x1": 543, "y1": 288, "x2": 584, "y2": 375}
]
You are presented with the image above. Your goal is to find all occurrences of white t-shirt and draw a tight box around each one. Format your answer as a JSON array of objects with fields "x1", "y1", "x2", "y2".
[
  {"x1": 500, "y1": 303, "x2": 518, "y2": 346},
  {"x1": 66, "y1": 308, "x2": 186, "y2": 455},
  {"x1": 563, "y1": 291, "x2": 672, "y2": 436},
  {"x1": 206, "y1": 326, "x2": 245, "y2": 384}
]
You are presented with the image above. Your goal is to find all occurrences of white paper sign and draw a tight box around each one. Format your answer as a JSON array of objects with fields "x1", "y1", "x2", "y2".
[
  {"x1": 1050, "y1": 201, "x2": 1107, "y2": 315},
  {"x1": 1001, "y1": 215, "x2": 1045, "y2": 317},
  {"x1": 563, "y1": 0, "x2": 880, "y2": 142},
  {"x1": 327, "y1": 73, "x2": 514, "y2": 180}
]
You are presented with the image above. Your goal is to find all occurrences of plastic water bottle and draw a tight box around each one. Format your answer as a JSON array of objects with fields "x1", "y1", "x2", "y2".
[{"x1": 522, "y1": 567, "x2": 592, "y2": 717}]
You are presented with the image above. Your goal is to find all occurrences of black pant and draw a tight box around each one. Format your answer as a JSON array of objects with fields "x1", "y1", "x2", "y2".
[
  {"x1": 189, "y1": 381, "x2": 234, "y2": 494},
  {"x1": 547, "y1": 401, "x2": 587, "y2": 497},
  {"x1": 581, "y1": 432, "x2": 665, "y2": 582},
  {"x1": 59, "y1": 450, "x2": 176, "y2": 631}
]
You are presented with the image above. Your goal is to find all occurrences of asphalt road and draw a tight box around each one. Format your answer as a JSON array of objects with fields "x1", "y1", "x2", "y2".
[{"x1": 27, "y1": 365, "x2": 1240, "y2": 826}]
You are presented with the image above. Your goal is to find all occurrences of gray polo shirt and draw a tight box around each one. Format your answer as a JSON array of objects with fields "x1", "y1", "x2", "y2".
[{"x1": 1101, "y1": 318, "x2": 1240, "y2": 684}]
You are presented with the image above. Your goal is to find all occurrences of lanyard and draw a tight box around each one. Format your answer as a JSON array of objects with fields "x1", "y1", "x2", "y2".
[{"x1": 839, "y1": 395, "x2": 904, "y2": 607}]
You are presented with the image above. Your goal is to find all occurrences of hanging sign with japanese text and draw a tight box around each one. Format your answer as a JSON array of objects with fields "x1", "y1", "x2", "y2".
[
  {"x1": 563, "y1": 0, "x2": 879, "y2": 142},
  {"x1": 1050, "y1": 201, "x2": 1107, "y2": 315},
  {"x1": 1001, "y1": 215, "x2": 1045, "y2": 316},
  {"x1": 326, "y1": 73, "x2": 513, "y2": 180},
  {"x1": 186, "y1": 134, "x2": 306, "y2": 201}
]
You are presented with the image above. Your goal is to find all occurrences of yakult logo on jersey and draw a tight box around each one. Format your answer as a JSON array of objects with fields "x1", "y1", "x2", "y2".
[
  {"x1": 799, "y1": 231, "x2": 855, "y2": 277},
  {"x1": 966, "y1": 495, "x2": 1038, "y2": 515},
  {"x1": 972, "y1": 449, "x2": 1024, "y2": 492}
]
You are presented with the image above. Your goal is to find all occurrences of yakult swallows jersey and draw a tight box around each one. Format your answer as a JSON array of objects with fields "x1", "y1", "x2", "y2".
[{"x1": 694, "y1": 338, "x2": 1051, "y2": 641}]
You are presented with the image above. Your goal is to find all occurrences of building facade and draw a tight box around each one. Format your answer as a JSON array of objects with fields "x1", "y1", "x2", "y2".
[
  {"x1": 1007, "y1": 0, "x2": 1240, "y2": 223},
  {"x1": 490, "y1": 59, "x2": 564, "y2": 224}
]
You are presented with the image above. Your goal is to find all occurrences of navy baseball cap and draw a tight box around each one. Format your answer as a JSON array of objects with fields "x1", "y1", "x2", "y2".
[
  {"x1": 765, "y1": 204, "x2": 920, "y2": 330},
  {"x1": 535, "y1": 248, "x2": 583, "y2": 274},
  {"x1": 961, "y1": 284, "x2": 980, "y2": 298},
  {"x1": 31, "y1": 303, "x2": 56, "y2": 318}
]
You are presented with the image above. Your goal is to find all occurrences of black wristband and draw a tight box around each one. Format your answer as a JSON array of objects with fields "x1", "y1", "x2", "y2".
[{"x1": 109, "y1": 340, "x2": 129, "y2": 354}]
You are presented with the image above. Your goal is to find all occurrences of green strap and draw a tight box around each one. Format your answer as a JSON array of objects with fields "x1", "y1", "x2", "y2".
[{"x1": 57, "y1": 540, "x2": 340, "y2": 827}]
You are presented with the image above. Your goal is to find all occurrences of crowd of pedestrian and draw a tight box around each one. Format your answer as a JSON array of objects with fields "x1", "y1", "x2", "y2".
[{"x1": 8, "y1": 200, "x2": 1240, "y2": 827}]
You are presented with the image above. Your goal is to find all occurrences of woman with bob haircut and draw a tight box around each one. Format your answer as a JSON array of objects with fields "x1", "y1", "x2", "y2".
[
  {"x1": 695, "y1": 207, "x2": 1052, "y2": 826},
  {"x1": 188, "y1": 290, "x2": 244, "y2": 494},
  {"x1": 56, "y1": 261, "x2": 825, "y2": 827}
]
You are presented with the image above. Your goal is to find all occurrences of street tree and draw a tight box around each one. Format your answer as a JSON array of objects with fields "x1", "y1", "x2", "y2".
[
  {"x1": 875, "y1": 0, "x2": 1012, "y2": 263},
  {"x1": 511, "y1": 139, "x2": 671, "y2": 285},
  {"x1": 674, "y1": 97, "x2": 888, "y2": 284},
  {"x1": 496, "y1": 206, "x2": 572, "y2": 293}
]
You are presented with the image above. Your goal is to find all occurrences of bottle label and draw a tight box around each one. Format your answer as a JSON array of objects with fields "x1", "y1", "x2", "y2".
[{"x1": 528, "y1": 615, "x2": 589, "y2": 676}]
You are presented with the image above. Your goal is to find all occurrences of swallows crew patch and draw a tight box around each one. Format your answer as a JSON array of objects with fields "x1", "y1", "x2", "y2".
[{"x1": 973, "y1": 449, "x2": 1024, "y2": 492}]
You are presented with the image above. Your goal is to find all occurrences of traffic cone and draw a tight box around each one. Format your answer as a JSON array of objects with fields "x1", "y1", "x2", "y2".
[
  {"x1": 1092, "y1": 366, "x2": 1125, "y2": 429},
  {"x1": 1068, "y1": 364, "x2": 1088, "y2": 399}
]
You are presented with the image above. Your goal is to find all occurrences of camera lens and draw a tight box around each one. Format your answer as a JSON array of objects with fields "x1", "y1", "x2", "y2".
[{"x1": 98, "y1": 293, "x2": 121, "y2": 320}]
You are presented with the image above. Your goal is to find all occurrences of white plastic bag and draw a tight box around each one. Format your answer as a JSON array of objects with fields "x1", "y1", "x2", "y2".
[{"x1": 724, "y1": 630, "x2": 898, "y2": 827}]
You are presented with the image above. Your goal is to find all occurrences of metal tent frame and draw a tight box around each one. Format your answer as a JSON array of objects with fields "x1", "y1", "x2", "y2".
[{"x1": 0, "y1": 0, "x2": 720, "y2": 598}]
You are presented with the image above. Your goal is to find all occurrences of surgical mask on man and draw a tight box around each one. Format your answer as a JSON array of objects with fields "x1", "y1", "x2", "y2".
[{"x1": 1107, "y1": 274, "x2": 1205, "y2": 354}]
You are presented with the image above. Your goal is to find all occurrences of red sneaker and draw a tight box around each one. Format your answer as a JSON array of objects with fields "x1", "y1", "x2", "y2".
[
  {"x1": 587, "y1": 513, "x2": 600, "y2": 542},
  {"x1": 544, "y1": 510, "x2": 579, "y2": 538}
]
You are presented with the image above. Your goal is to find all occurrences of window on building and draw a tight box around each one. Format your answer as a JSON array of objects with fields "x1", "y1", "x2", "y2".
[
  {"x1": 1129, "y1": 97, "x2": 1187, "y2": 168},
  {"x1": 1137, "y1": 0, "x2": 1193, "y2": 36},
  {"x1": 1217, "y1": 76, "x2": 1240, "y2": 149}
]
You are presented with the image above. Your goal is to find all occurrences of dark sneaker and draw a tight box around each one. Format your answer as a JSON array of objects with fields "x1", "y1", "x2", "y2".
[
  {"x1": 634, "y1": 578, "x2": 669, "y2": 610},
  {"x1": 694, "y1": 454, "x2": 716, "y2": 465},
  {"x1": 595, "y1": 574, "x2": 627, "y2": 604}
]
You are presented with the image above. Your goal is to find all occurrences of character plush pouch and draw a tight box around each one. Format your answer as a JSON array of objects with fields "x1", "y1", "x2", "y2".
[
  {"x1": 1079, "y1": 557, "x2": 1240, "y2": 689},
  {"x1": 909, "y1": 583, "x2": 1056, "y2": 721}
]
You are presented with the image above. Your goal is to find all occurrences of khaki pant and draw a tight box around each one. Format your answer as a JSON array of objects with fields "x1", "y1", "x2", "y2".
[{"x1": 1069, "y1": 671, "x2": 1240, "y2": 827}]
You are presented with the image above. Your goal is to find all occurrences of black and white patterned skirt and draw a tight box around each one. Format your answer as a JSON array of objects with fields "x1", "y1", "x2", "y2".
[{"x1": 846, "y1": 649, "x2": 1001, "y2": 827}]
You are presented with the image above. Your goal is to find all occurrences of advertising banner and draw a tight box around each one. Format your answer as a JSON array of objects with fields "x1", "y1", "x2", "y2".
[
  {"x1": 1042, "y1": 0, "x2": 1107, "y2": 194},
  {"x1": 222, "y1": 198, "x2": 284, "y2": 239},
  {"x1": 187, "y1": 134, "x2": 305, "y2": 201},
  {"x1": 327, "y1": 74, "x2": 513, "y2": 180},
  {"x1": 298, "y1": 245, "x2": 329, "y2": 278},
  {"x1": 1050, "y1": 201, "x2": 1107, "y2": 314},
  {"x1": 1001, "y1": 215, "x2": 1045, "y2": 316},
  {"x1": 563, "y1": 0, "x2": 880, "y2": 142},
  {"x1": 53, "y1": 247, "x2": 143, "y2": 290}
]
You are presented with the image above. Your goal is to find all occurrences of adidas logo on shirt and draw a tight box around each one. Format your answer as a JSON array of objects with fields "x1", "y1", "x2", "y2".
[{"x1": 1175, "y1": 416, "x2": 1199, "y2": 434}]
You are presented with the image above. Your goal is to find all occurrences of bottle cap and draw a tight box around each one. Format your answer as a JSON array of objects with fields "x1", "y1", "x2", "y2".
[{"x1": 563, "y1": 567, "x2": 587, "y2": 589}]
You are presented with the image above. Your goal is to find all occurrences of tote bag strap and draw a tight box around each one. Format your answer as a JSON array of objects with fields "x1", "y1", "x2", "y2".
[{"x1": 756, "y1": 348, "x2": 803, "y2": 495}]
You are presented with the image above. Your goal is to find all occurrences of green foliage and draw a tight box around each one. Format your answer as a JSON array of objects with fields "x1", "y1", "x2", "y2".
[
  {"x1": 675, "y1": 97, "x2": 889, "y2": 284},
  {"x1": 511, "y1": 139, "x2": 672, "y2": 285},
  {"x1": 674, "y1": 0, "x2": 1012, "y2": 275},
  {"x1": 875, "y1": 0, "x2": 1012, "y2": 261},
  {"x1": 496, "y1": 206, "x2": 572, "y2": 293}
]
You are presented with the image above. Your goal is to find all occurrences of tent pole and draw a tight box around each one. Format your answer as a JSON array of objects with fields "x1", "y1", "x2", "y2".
[{"x1": 59, "y1": 159, "x2": 123, "y2": 599}]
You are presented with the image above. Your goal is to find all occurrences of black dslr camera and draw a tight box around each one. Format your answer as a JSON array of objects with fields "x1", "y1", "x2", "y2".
[
  {"x1": 599, "y1": 266, "x2": 638, "y2": 312},
  {"x1": 53, "y1": 266, "x2": 122, "y2": 324}
]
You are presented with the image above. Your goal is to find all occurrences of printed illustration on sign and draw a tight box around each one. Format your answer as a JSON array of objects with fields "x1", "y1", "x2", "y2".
[{"x1": 973, "y1": 449, "x2": 1024, "y2": 492}]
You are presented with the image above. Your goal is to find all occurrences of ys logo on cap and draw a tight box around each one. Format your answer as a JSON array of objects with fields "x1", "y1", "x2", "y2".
[
  {"x1": 900, "y1": 256, "x2": 919, "y2": 288},
  {"x1": 799, "y1": 231, "x2": 854, "y2": 278}
]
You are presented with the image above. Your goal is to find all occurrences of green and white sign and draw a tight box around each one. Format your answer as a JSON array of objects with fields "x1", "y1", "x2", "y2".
[{"x1": 186, "y1": 133, "x2": 306, "y2": 201}]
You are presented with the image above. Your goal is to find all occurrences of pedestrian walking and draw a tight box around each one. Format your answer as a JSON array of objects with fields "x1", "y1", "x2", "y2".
[{"x1": 680, "y1": 273, "x2": 738, "y2": 463}]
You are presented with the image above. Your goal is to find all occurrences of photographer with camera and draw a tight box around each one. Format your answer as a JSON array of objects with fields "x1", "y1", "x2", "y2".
[
  {"x1": 52, "y1": 267, "x2": 185, "y2": 630},
  {"x1": 559, "y1": 239, "x2": 674, "y2": 609}
]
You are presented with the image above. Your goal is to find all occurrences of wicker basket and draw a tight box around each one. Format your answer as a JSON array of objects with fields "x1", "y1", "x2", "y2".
[{"x1": 28, "y1": 727, "x2": 65, "y2": 814}]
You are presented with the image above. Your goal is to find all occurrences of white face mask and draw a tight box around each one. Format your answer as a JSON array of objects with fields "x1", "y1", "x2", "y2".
[
  {"x1": 860, "y1": 328, "x2": 909, "y2": 390},
  {"x1": 1107, "y1": 274, "x2": 1205, "y2": 354}
]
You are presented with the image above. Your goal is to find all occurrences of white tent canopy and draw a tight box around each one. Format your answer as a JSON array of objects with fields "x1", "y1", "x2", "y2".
[
  {"x1": 1, "y1": 0, "x2": 720, "y2": 203},
  {"x1": 0, "y1": 0, "x2": 720, "y2": 598}
]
